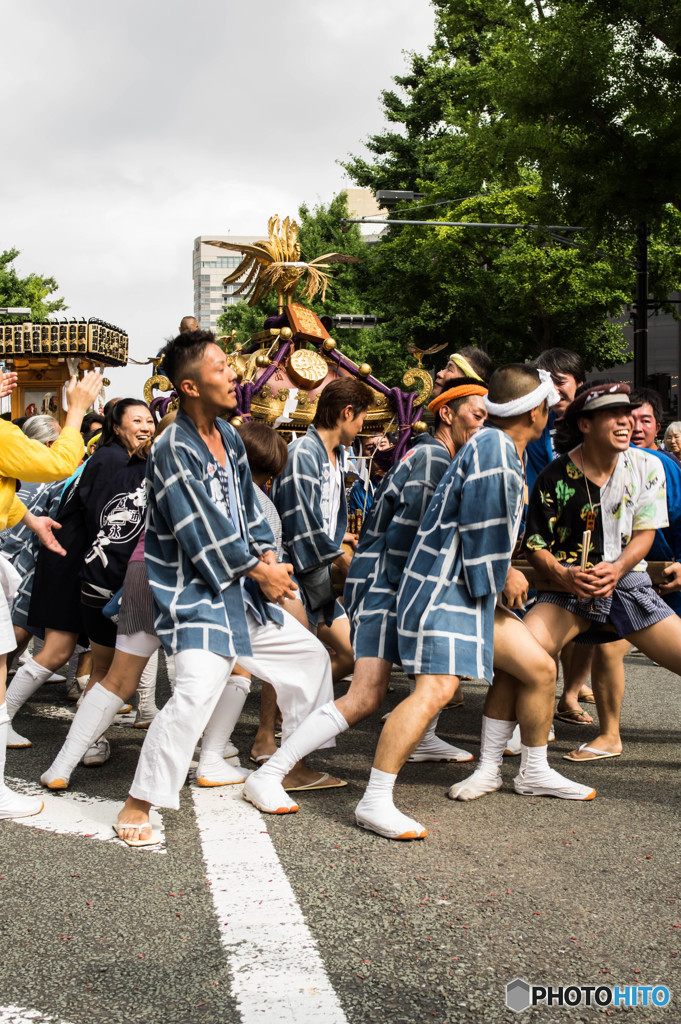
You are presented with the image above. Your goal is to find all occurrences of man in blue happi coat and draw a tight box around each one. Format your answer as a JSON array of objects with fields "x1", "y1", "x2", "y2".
[
  {"x1": 359, "y1": 365, "x2": 591, "y2": 839},
  {"x1": 271, "y1": 376, "x2": 372, "y2": 685},
  {"x1": 244, "y1": 382, "x2": 498, "y2": 818},
  {"x1": 115, "y1": 332, "x2": 335, "y2": 843},
  {"x1": 358, "y1": 366, "x2": 591, "y2": 839}
]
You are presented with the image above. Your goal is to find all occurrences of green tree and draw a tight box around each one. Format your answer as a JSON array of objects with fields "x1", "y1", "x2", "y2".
[
  {"x1": 0, "y1": 248, "x2": 67, "y2": 323},
  {"x1": 342, "y1": 0, "x2": 681, "y2": 368}
]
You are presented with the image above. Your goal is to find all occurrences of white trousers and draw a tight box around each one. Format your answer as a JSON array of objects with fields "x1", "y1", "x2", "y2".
[{"x1": 129, "y1": 611, "x2": 333, "y2": 809}]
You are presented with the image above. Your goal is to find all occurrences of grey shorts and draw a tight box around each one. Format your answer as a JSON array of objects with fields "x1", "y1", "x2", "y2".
[{"x1": 536, "y1": 569, "x2": 674, "y2": 644}]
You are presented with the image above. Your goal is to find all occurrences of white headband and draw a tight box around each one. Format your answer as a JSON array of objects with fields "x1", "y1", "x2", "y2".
[{"x1": 483, "y1": 369, "x2": 560, "y2": 417}]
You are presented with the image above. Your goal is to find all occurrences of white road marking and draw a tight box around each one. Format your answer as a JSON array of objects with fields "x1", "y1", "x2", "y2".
[
  {"x1": 0, "y1": 1007, "x2": 75, "y2": 1024},
  {"x1": 5, "y1": 778, "x2": 165, "y2": 852},
  {"x1": 192, "y1": 785, "x2": 349, "y2": 1024}
]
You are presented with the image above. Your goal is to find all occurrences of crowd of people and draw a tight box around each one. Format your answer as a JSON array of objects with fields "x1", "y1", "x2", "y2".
[{"x1": 1, "y1": 330, "x2": 679, "y2": 846}]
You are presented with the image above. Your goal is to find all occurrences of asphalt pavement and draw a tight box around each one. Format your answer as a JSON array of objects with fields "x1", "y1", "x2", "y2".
[{"x1": 0, "y1": 651, "x2": 678, "y2": 1024}]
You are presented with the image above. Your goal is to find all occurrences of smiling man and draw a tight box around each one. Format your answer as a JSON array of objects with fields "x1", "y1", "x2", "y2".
[
  {"x1": 114, "y1": 331, "x2": 335, "y2": 844},
  {"x1": 522, "y1": 384, "x2": 681, "y2": 765},
  {"x1": 525, "y1": 348, "x2": 585, "y2": 493}
]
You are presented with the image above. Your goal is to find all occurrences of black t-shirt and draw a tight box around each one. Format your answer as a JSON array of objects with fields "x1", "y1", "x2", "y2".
[{"x1": 523, "y1": 453, "x2": 604, "y2": 567}]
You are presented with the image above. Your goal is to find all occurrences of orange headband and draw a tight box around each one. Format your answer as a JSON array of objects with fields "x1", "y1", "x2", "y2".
[{"x1": 428, "y1": 383, "x2": 488, "y2": 415}]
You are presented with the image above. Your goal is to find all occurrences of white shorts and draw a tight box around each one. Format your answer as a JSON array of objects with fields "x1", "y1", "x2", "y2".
[
  {"x1": 115, "y1": 630, "x2": 161, "y2": 658},
  {"x1": 0, "y1": 589, "x2": 14, "y2": 655}
]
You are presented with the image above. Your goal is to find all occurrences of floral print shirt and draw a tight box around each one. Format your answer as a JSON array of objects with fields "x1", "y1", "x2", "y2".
[{"x1": 524, "y1": 447, "x2": 668, "y2": 569}]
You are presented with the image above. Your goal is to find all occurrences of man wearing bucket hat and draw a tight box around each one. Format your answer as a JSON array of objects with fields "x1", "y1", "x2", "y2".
[{"x1": 522, "y1": 383, "x2": 681, "y2": 762}]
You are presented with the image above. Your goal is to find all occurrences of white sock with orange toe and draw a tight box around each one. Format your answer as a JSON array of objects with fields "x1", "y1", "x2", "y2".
[
  {"x1": 40, "y1": 683, "x2": 124, "y2": 789},
  {"x1": 196, "y1": 676, "x2": 251, "y2": 786},
  {"x1": 0, "y1": 704, "x2": 43, "y2": 818},
  {"x1": 244, "y1": 700, "x2": 349, "y2": 814},
  {"x1": 355, "y1": 767, "x2": 427, "y2": 840},
  {"x1": 448, "y1": 716, "x2": 516, "y2": 801},
  {"x1": 514, "y1": 744, "x2": 596, "y2": 800}
]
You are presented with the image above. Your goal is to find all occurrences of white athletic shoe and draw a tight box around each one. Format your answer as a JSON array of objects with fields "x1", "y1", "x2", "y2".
[
  {"x1": 196, "y1": 759, "x2": 251, "y2": 787},
  {"x1": 83, "y1": 737, "x2": 110, "y2": 767},
  {"x1": 243, "y1": 773, "x2": 299, "y2": 814},
  {"x1": 408, "y1": 736, "x2": 473, "y2": 763},
  {"x1": 447, "y1": 768, "x2": 503, "y2": 801},
  {"x1": 0, "y1": 784, "x2": 43, "y2": 820},
  {"x1": 6, "y1": 723, "x2": 31, "y2": 748},
  {"x1": 513, "y1": 767, "x2": 596, "y2": 801},
  {"x1": 355, "y1": 798, "x2": 427, "y2": 840}
]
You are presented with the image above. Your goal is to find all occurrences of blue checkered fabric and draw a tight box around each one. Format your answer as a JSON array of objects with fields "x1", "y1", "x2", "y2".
[
  {"x1": 396, "y1": 425, "x2": 524, "y2": 682},
  {"x1": 145, "y1": 407, "x2": 282, "y2": 658},
  {"x1": 344, "y1": 435, "x2": 452, "y2": 663}
]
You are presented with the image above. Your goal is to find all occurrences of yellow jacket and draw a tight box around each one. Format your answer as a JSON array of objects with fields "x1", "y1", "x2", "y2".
[{"x1": 0, "y1": 421, "x2": 84, "y2": 529}]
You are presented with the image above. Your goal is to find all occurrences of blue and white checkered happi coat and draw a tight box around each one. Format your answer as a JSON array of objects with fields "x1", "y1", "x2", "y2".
[
  {"x1": 271, "y1": 425, "x2": 347, "y2": 626},
  {"x1": 145, "y1": 407, "x2": 282, "y2": 658},
  {"x1": 396, "y1": 425, "x2": 524, "y2": 682},
  {"x1": 344, "y1": 434, "x2": 452, "y2": 663}
]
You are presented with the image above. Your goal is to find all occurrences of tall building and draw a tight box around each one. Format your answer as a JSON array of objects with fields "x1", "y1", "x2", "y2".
[{"x1": 193, "y1": 235, "x2": 260, "y2": 332}]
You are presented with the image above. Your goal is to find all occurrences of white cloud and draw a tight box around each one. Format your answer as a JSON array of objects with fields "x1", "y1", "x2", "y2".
[{"x1": 1, "y1": 0, "x2": 435, "y2": 395}]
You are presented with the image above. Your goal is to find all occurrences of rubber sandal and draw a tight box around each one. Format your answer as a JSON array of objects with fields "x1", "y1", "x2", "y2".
[
  {"x1": 112, "y1": 823, "x2": 161, "y2": 847},
  {"x1": 284, "y1": 773, "x2": 348, "y2": 792},
  {"x1": 554, "y1": 708, "x2": 593, "y2": 725},
  {"x1": 563, "y1": 744, "x2": 622, "y2": 762}
]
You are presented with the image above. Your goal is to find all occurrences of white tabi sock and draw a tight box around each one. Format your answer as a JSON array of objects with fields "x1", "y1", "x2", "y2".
[
  {"x1": 355, "y1": 767, "x2": 427, "y2": 840},
  {"x1": 0, "y1": 704, "x2": 43, "y2": 818},
  {"x1": 6, "y1": 657, "x2": 55, "y2": 719},
  {"x1": 40, "y1": 684, "x2": 124, "y2": 788},
  {"x1": 197, "y1": 676, "x2": 251, "y2": 785},
  {"x1": 519, "y1": 742, "x2": 547, "y2": 774},
  {"x1": 135, "y1": 651, "x2": 160, "y2": 725},
  {"x1": 479, "y1": 716, "x2": 517, "y2": 771},
  {"x1": 515, "y1": 743, "x2": 596, "y2": 801},
  {"x1": 255, "y1": 701, "x2": 349, "y2": 783},
  {"x1": 447, "y1": 716, "x2": 515, "y2": 802}
]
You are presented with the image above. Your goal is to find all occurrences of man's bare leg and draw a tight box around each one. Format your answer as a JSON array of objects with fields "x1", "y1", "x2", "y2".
[
  {"x1": 451, "y1": 607, "x2": 596, "y2": 802},
  {"x1": 353, "y1": 673, "x2": 459, "y2": 840},
  {"x1": 557, "y1": 643, "x2": 595, "y2": 723},
  {"x1": 244, "y1": 657, "x2": 392, "y2": 814},
  {"x1": 625, "y1": 614, "x2": 681, "y2": 673},
  {"x1": 564, "y1": 639, "x2": 629, "y2": 761},
  {"x1": 317, "y1": 617, "x2": 354, "y2": 684}
]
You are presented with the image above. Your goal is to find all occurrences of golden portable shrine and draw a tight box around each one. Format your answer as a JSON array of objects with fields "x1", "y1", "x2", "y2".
[
  {"x1": 0, "y1": 319, "x2": 128, "y2": 424},
  {"x1": 144, "y1": 215, "x2": 433, "y2": 466}
]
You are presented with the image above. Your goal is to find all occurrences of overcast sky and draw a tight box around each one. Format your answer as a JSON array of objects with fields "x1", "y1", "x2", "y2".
[{"x1": 2, "y1": 0, "x2": 436, "y2": 398}]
